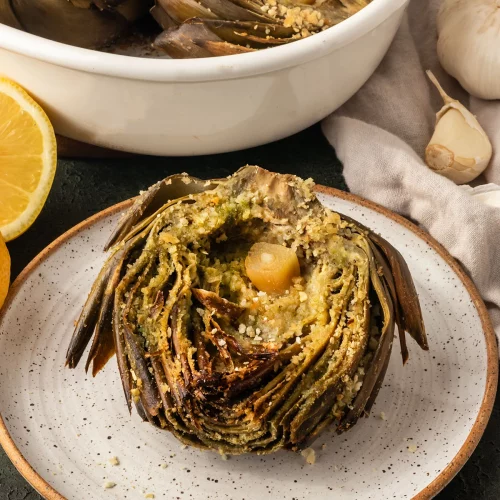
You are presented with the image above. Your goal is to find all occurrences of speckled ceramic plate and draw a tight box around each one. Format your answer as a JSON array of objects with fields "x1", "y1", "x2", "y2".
[{"x1": 0, "y1": 188, "x2": 497, "y2": 500}]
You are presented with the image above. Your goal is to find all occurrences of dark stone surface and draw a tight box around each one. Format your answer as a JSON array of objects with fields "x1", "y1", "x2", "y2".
[{"x1": 1, "y1": 124, "x2": 498, "y2": 499}]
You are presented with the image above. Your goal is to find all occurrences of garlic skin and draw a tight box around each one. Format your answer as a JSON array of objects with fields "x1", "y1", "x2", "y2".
[
  {"x1": 437, "y1": 0, "x2": 500, "y2": 100},
  {"x1": 425, "y1": 71, "x2": 492, "y2": 184}
]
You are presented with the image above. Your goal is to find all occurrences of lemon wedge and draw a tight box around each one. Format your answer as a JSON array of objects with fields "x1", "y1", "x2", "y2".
[
  {"x1": 0, "y1": 232, "x2": 10, "y2": 310},
  {"x1": 0, "y1": 78, "x2": 57, "y2": 242}
]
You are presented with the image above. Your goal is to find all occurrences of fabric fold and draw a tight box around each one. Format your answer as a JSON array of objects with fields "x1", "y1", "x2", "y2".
[{"x1": 322, "y1": 0, "x2": 500, "y2": 342}]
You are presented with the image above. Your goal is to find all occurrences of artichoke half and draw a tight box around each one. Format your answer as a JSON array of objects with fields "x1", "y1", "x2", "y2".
[
  {"x1": 0, "y1": 0, "x2": 151, "y2": 49},
  {"x1": 66, "y1": 166, "x2": 427, "y2": 454},
  {"x1": 151, "y1": 0, "x2": 371, "y2": 58}
]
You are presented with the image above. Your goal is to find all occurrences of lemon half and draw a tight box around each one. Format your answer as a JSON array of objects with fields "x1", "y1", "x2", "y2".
[{"x1": 0, "y1": 78, "x2": 57, "y2": 241}]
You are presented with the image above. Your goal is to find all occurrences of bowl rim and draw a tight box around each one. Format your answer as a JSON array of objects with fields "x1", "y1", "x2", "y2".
[
  {"x1": 0, "y1": 185, "x2": 497, "y2": 500},
  {"x1": 0, "y1": 0, "x2": 408, "y2": 82}
]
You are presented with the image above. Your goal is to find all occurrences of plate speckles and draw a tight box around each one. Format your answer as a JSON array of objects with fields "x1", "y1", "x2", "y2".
[{"x1": 0, "y1": 190, "x2": 496, "y2": 500}]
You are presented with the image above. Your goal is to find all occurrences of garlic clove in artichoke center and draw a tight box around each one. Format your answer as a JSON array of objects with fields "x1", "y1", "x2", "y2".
[{"x1": 425, "y1": 70, "x2": 492, "y2": 184}]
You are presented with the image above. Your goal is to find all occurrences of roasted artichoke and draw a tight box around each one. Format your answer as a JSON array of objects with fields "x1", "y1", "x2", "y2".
[
  {"x1": 66, "y1": 166, "x2": 427, "y2": 454},
  {"x1": 0, "y1": 0, "x2": 370, "y2": 57},
  {"x1": 152, "y1": 0, "x2": 371, "y2": 58},
  {"x1": 0, "y1": 0, "x2": 151, "y2": 49}
]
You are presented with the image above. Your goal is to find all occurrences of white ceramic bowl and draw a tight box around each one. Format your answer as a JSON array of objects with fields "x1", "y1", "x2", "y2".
[{"x1": 0, "y1": 0, "x2": 408, "y2": 156}]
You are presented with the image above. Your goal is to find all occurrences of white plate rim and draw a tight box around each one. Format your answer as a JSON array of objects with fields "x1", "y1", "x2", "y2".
[{"x1": 0, "y1": 186, "x2": 497, "y2": 500}]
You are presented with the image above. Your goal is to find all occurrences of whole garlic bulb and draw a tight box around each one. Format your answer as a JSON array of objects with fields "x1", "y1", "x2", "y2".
[
  {"x1": 425, "y1": 71, "x2": 492, "y2": 184},
  {"x1": 437, "y1": 0, "x2": 500, "y2": 100}
]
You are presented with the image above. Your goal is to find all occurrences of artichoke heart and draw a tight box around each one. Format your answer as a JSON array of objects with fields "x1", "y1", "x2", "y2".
[{"x1": 66, "y1": 166, "x2": 427, "y2": 454}]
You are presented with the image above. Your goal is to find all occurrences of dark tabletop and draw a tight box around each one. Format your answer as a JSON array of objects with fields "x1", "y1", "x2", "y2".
[{"x1": 1, "y1": 125, "x2": 498, "y2": 499}]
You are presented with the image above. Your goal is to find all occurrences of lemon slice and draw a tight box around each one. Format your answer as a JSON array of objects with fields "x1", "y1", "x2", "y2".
[
  {"x1": 0, "y1": 233, "x2": 10, "y2": 310},
  {"x1": 0, "y1": 78, "x2": 57, "y2": 242}
]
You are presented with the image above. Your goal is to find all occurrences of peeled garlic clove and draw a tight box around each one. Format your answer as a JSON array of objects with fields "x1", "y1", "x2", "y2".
[
  {"x1": 245, "y1": 242, "x2": 300, "y2": 294},
  {"x1": 425, "y1": 70, "x2": 492, "y2": 185}
]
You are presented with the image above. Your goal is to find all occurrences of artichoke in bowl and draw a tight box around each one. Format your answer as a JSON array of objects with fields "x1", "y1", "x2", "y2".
[
  {"x1": 0, "y1": 0, "x2": 371, "y2": 57},
  {"x1": 66, "y1": 166, "x2": 427, "y2": 454},
  {"x1": 152, "y1": 0, "x2": 371, "y2": 58},
  {"x1": 0, "y1": 0, "x2": 151, "y2": 48}
]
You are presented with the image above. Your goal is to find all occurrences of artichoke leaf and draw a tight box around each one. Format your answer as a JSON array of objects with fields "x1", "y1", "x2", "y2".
[
  {"x1": 0, "y1": 0, "x2": 22, "y2": 28},
  {"x1": 188, "y1": 18, "x2": 296, "y2": 47},
  {"x1": 155, "y1": 0, "x2": 218, "y2": 24},
  {"x1": 154, "y1": 22, "x2": 256, "y2": 58},
  {"x1": 150, "y1": 1, "x2": 176, "y2": 29}
]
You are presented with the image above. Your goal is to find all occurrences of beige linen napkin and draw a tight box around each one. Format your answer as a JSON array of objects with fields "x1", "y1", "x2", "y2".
[{"x1": 322, "y1": 0, "x2": 500, "y2": 336}]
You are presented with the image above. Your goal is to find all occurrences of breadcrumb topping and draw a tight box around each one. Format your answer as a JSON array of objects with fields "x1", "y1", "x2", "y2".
[
  {"x1": 301, "y1": 447, "x2": 316, "y2": 464},
  {"x1": 261, "y1": 0, "x2": 326, "y2": 39}
]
